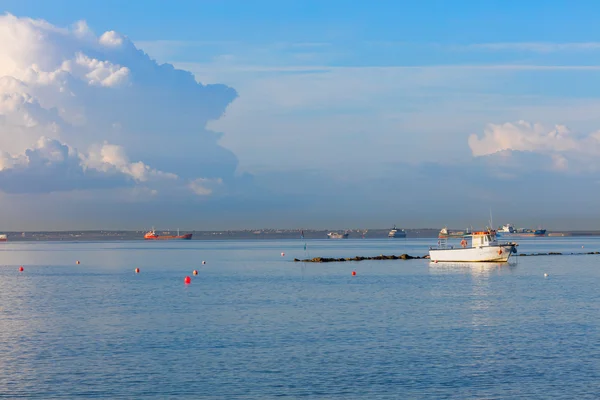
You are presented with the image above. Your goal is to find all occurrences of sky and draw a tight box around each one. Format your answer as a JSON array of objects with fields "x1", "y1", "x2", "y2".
[{"x1": 0, "y1": 0, "x2": 600, "y2": 230}]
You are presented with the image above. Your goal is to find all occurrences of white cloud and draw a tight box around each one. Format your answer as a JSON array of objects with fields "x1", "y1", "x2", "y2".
[
  {"x1": 83, "y1": 142, "x2": 177, "y2": 182},
  {"x1": 0, "y1": 13, "x2": 239, "y2": 197},
  {"x1": 188, "y1": 177, "x2": 223, "y2": 196},
  {"x1": 0, "y1": 136, "x2": 179, "y2": 192},
  {"x1": 99, "y1": 31, "x2": 124, "y2": 47},
  {"x1": 469, "y1": 120, "x2": 600, "y2": 170}
]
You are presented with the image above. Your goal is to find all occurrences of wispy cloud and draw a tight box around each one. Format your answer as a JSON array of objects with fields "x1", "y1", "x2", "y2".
[{"x1": 463, "y1": 42, "x2": 600, "y2": 53}]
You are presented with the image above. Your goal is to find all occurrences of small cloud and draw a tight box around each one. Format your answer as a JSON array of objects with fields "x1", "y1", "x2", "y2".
[
  {"x1": 188, "y1": 177, "x2": 222, "y2": 196},
  {"x1": 99, "y1": 31, "x2": 125, "y2": 47}
]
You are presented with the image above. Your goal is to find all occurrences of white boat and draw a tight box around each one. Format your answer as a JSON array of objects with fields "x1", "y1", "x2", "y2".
[
  {"x1": 388, "y1": 225, "x2": 406, "y2": 238},
  {"x1": 429, "y1": 229, "x2": 518, "y2": 262},
  {"x1": 327, "y1": 231, "x2": 349, "y2": 239},
  {"x1": 0, "y1": 234, "x2": 6, "y2": 242}
]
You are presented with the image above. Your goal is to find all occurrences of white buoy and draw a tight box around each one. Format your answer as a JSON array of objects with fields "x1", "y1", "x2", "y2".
[
  {"x1": 281, "y1": 252, "x2": 285, "y2": 257},
  {"x1": 202, "y1": 260, "x2": 206, "y2": 265},
  {"x1": 544, "y1": 273, "x2": 549, "y2": 277}
]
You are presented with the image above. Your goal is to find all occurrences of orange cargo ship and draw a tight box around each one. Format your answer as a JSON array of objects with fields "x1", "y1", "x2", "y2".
[{"x1": 144, "y1": 229, "x2": 192, "y2": 240}]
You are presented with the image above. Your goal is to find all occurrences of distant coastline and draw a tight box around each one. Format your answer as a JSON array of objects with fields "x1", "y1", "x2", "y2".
[{"x1": 1, "y1": 229, "x2": 599, "y2": 241}]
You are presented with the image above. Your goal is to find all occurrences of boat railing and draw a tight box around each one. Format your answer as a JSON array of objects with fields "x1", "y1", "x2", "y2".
[{"x1": 430, "y1": 237, "x2": 454, "y2": 250}]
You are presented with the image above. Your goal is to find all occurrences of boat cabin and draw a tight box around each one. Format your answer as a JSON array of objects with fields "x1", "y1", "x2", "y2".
[
  {"x1": 431, "y1": 230, "x2": 498, "y2": 250},
  {"x1": 470, "y1": 231, "x2": 497, "y2": 248}
]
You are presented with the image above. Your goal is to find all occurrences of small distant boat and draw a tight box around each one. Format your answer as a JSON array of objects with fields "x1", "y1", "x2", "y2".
[
  {"x1": 496, "y1": 224, "x2": 546, "y2": 237},
  {"x1": 327, "y1": 231, "x2": 349, "y2": 239},
  {"x1": 429, "y1": 229, "x2": 518, "y2": 263},
  {"x1": 144, "y1": 228, "x2": 192, "y2": 240},
  {"x1": 0, "y1": 234, "x2": 7, "y2": 242},
  {"x1": 388, "y1": 225, "x2": 406, "y2": 238},
  {"x1": 438, "y1": 227, "x2": 470, "y2": 238}
]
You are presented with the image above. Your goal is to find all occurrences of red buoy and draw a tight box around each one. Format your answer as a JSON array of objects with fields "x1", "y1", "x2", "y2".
[
  {"x1": 184, "y1": 276, "x2": 191, "y2": 284},
  {"x1": 281, "y1": 252, "x2": 285, "y2": 257},
  {"x1": 193, "y1": 270, "x2": 198, "y2": 276},
  {"x1": 135, "y1": 268, "x2": 140, "y2": 273},
  {"x1": 19, "y1": 266, "x2": 23, "y2": 272},
  {"x1": 351, "y1": 271, "x2": 356, "y2": 276}
]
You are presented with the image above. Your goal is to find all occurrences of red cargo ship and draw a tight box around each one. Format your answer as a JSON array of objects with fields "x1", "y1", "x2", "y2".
[{"x1": 144, "y1": 229, "x2": 192, "y2": 240}]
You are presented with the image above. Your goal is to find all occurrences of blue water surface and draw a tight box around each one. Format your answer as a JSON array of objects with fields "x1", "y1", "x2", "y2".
[{"x1": 1, "y1": 237, "x2": 599, "y2": 399}]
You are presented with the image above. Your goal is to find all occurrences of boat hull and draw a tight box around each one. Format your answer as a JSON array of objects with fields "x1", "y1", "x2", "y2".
[
  {"x1": 497, "y1": 231, "x2": 545, "y2": 238},
  {"x1": 327, "y1": 235, "x2": 349, "y2": 239},
  {"x1": 389, "y1": 232, "x2": 407, "y2": 238},
  {"x1": 144, "y1": 234, "x2": 192, "y2": 240},
  {"x1": 429, "y1": 244, "x2": 516, "y2": 262}
]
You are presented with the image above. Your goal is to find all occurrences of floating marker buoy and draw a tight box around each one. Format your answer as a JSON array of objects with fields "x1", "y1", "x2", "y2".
[
  {"x1": 76, "y1": 260, "x2": 80, "y2": 265},
  {"x1": 193, "y1": 270, "x2": 198, "y2": 276},
  {"x1": 184, "y1": 276, "x2": 191, "y2": 284},
  {"x1": 19, "y1": 266, "x2": 23, "y2": 272},
  {"x1": 281, "y1": 252, "x2": 285, "y2": 257},
  {"x1": 202, "y1": 261, "x2": 206, "y2": 265},
  {"x1": 582, "y1": 246, "x2": 584, "y2": 249},
  {"x1": 544, "y1": 273, "x2": 549, "y2": 277},
  {"x1": 135, "y1": 268, "x2": 140, "y2": 273},
  {"x1": 351, "y1": 271, "x2": 356, "y2": 276}
]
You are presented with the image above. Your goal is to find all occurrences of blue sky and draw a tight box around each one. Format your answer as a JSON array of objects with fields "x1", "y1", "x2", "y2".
[
  {"x1": 2, "y1": 0, "x2": 597, "y2": 45},
  {"x1": 1, "y1": 1, "x2": 600, "y2": 230}
]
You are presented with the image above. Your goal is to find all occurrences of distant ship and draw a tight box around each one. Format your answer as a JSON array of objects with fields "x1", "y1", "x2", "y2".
[
  {"x1": 144, "y1": 228, "x2": 192, "y2": 240},
  {"x1": 327, "y1": 231, "x2": 349, "y2": 239},
  {"x1": 438, "y1": 227, "x2": 471, "y2": 238},
  {"x1": 496, "y1": 224, "x2": 546, "y2": 237},
  {"x1": 388, "y1": 225, "x2": 407, "y2": 238}
]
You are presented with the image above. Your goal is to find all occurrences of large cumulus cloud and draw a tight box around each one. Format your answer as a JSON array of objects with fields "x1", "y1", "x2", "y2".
[{"x1": 0, "y1": 13, "x2": 238, "y2": 196}]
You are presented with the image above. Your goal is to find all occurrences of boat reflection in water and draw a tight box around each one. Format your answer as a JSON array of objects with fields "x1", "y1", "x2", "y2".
[{"x1": 428, "y1": 261, "x2": 517, "y2": 276}]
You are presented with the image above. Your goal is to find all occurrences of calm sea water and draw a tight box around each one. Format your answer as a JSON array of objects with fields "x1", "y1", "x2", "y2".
[{"x1": 1, "y1": 237, "x2": 600, "y2": 399}]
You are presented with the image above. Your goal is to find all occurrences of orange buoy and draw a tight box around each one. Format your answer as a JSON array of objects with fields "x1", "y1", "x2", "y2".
[
  {"x1": 135, "y1": 268, "x2": 140, "y2": 273},
  {"x1": 202, "y1": 260, "x2": 206, "y2": 265},
  {"x1": 193, "y1": 270, "x2": 198, "y2": 276},
  {"x1": 351, "y1": 271, "x2": 356, "y2": 276},
  {"x1": 19, "y1": 266, "x2": 23, "y2": 272},
  {"x1": 184, "y1": 276, "x2": 191, "y2": 284},
  {"x1": 76, "y1": 260, "x2": 80, "y2": 265}
]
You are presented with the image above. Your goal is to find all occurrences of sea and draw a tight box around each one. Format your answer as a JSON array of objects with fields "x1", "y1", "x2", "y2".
[{"x1": 1, "y1": 237, "x2": 600, "y2": 399}]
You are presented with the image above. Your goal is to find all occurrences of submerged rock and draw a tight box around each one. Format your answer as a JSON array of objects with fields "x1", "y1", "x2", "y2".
[{"x1": 293, "y1": 254, "x2": 423, "y2": 263}]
